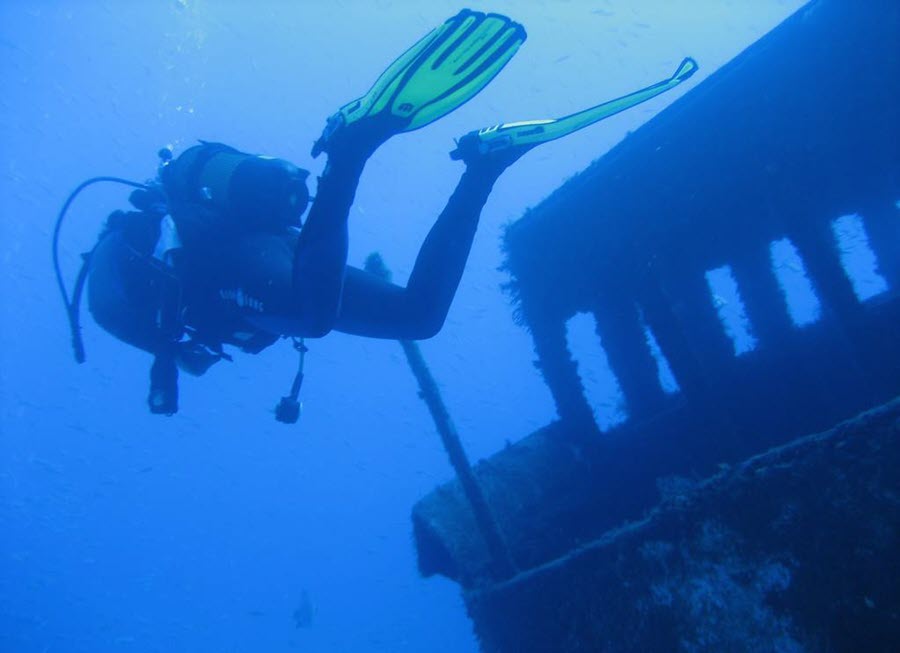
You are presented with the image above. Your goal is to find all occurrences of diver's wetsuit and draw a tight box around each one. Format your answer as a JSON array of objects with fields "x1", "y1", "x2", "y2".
[{"x1": 206, "y1": 149, "x2": 501, "y2": 343}]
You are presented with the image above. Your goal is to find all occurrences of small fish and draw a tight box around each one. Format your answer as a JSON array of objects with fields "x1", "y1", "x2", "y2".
[{"x1": 293, "y1": 590, "x2": 314, "y2": 629}]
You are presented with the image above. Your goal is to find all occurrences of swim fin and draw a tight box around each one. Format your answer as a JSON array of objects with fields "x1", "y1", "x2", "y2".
[
  {"x1": 450, "y1": 57, "x2": 698, "y2": 163},
  {"x1": 312, "y1": 9, "x2": 527, "y2": 158}
]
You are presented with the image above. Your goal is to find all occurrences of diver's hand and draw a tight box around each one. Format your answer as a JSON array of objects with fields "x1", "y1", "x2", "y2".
[{"x1": 175, "y1": 342, "x2": 223, "y2": 377}]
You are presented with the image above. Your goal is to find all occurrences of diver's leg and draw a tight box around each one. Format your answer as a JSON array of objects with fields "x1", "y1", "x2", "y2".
[
  {"x1": 290, "y1": 145, "x2": 371, "y2": 337},
  {"x1": 402, "y1": 166, "x2": 500, "y2": 331},
  {"x1": 293, "y1": 96, "x2": 420, "y2": 335},
  {"x1": 335, "y1": 163, "x2": 502, "y2": 339},
  {"x1": 298, "y1": 9, "x2": 526, "y2": 336}
]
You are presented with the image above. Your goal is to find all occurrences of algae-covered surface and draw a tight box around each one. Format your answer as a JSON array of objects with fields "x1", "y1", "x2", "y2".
[{"x1": 466, "y1": 399, "x2": 900, "y2": 652}]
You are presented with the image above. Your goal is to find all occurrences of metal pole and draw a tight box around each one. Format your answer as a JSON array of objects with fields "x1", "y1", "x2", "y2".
[{"x1": 365, "y1": 252, "x2": 516, "y2": 580}]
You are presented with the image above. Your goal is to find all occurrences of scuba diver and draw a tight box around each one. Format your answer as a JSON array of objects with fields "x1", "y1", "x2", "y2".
[{"x1": 53, "y1": 10, "x2": 697, "y2": 422}]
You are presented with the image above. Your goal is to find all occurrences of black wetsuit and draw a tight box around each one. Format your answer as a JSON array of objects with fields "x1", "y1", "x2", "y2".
[{"x1": 183, "y1": 151, "x2": 501, "y2": 348}]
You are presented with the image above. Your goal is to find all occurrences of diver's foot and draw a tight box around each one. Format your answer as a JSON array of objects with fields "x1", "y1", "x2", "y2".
[
  {"x1": 312, "y1": 111, "x2": 406, "y2": 162},
  {"x1": 450, "y1": 129, "x2": 533, "y2": 176}
]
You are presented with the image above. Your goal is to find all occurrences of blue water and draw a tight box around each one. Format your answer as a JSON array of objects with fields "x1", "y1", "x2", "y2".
[{"x1": 1, "y1": 2, "x2": 808, "y2": 651}]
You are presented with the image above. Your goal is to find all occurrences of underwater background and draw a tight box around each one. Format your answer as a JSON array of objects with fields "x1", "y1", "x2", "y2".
[{"x1": 1, "y1": 2, "x2": 809, "y2": 651}]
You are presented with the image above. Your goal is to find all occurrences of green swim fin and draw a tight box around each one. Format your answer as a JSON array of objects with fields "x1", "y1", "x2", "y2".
[
  {"x1": 450, "y1": 57, "x2": 698, "y2": 162},
  {"x1": 312, "y1": 9, "x2": 526, "y2": 158}
]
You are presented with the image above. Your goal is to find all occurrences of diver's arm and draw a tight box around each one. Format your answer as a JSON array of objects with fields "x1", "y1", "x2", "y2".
[{"x1": 334, "y1": 169, "x2": 498, "y2": 340}]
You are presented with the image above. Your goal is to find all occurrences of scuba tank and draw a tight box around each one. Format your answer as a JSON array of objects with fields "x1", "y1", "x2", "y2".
[{"x1": 160, "y1": 142, "x2": 310, "y2": 238}]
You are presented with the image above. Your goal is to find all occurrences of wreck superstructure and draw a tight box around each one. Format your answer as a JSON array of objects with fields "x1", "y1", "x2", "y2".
[{"x1": 411, "y1": 1, "x2": 899, "y2": 651}]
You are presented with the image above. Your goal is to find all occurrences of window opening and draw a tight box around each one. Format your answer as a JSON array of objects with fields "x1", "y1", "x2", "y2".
[
  {"x1": 769, "y1": 238, "x2": 821, "y2": 327},
  {"x1": 705, "y1": 265, "x2": 757, "y2": 355},
  {"x1": 638, "y1": 315, "x2": 680, "y2": 394},
  {"x1": 831, "y1": 214, "x2": 888, "y2": 301},
  {"x1": 565, "y1": 313, "x2": 628, "y2": 429}
]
